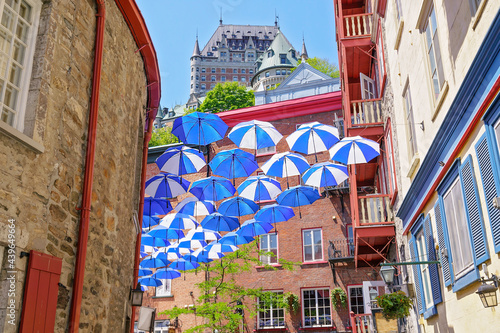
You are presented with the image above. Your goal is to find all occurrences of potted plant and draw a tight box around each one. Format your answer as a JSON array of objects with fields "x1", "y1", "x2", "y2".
[
  {"x1": 375, "y1": 291, "x2": 413, "y2": 319},
  {"x1": 284, "y1": 292, "x2": 300, "y2": 313},
  {"x1": 330, "y1": 288, "x2": 347, "y2": 310}
]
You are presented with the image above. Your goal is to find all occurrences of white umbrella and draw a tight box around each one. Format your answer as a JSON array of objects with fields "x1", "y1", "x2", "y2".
[
  {"x1": 328, "y1": 136, "x2": 380, "y2": 165},
  {"x1": 228, "y1": 120, "x2": 282, "y2": 153}
]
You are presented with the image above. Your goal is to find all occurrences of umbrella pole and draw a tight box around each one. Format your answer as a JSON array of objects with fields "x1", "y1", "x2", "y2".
[
  {"x1": 284, "y1": 158, "x2": 289, "y2": 189},
  {"x1": 311, "y1": 131, "x2": 318, "y2": 163},
  {"x1": 323, "y1": 169, "x2": 329, "y2": 198},
  {"x1": 296, "y1": 190, "x2": 302, "y2": 219}
]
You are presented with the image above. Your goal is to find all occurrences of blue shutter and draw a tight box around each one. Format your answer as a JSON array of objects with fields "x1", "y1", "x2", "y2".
[
  {"x1": 475, "y1": 135, "x2": 500, "y2": 253},
  {"x1": 433, "y1": 200, "x2": 452, "y2": 286},
  {"x1": 409, "y1": 239, "x2": 424, "y2": 314},
  {"x1": 459, "y1": 155, "x2": 489, "y2": 264},
  {"x1": 423, "y1": 215, "x2": 442, "y2": 305}
]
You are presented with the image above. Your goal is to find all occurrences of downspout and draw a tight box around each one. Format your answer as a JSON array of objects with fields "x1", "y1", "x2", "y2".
[{"x1": 68, "y1": 1, "x2": 105, "y2": 332}]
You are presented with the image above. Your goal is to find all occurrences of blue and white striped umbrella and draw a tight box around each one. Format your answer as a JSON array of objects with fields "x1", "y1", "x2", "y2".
[
  {"x1": 254, "y1": 204, "x2": 295, "y2": 224},
  {"x1": 152, "y1": 246, "x2": 186, "y2": 261},
  {"x1": 286, "y1": 122, "x2": 340, "y2": 161},
  {"x1": 328, "y1": 136, "x2": 380, "y2": 164},
  {"x1": 228, "y1": 120, "x2": 282, "y2": 150},
  {"x1": 261, "y1": 152, "x2": 310, "y2": 188},
  {"x1": 237, "y1": 175, "x2": 282, "y2": 201},
  {"x1": 159, "y1": 212, "x2": 199, "y2": 230},
  {"x1": 175, "y1": 197, "x2": 216, "y2": 216},
  {"x1": 172, "y1": 112, "x2": 228, "y2": 146},
  {"x1": 205, "y1": 240, "x2": 239, "y2": 253},
  {"x1": 276, "y1": 185, "x2": 321, "y2": 218},
  {"x1": 209, "y1": 149, "x2": 259, "y2": 183},
  {"x1": 218, "y1": 196, "x2": 259, "y2": 218},
  {"x1": 189, "y1": 176, "x2": 236, "y2": 201},
  {"x1": 237, "y1": 219, "x2": 274, "y2": 237},
  {"x1": 140, "y1": 244, "x2": 156, "y2": 258},
  {"x1": 200, "y1": 213, "x2": 240, "y2": 232},
  {"x1": 141, "y1": 234, "x2": 169, "y2": 248},
  {"x1": 156, "y1": 146, "x2": 206, "y2": 176},
  {"x1": 185, "y1": 226, "x2": 222, "y2": 242},
  {"x1": 146, "y1": 226, "x2": 185, "y2": 240},
  {"x1": 169, "y1": 258, "x2": 200, "y2": 271},
  {"x1": 219, "y1": 231, "x2": 255, "y2": 246},
  {"x1": 152, "y1": 267, "x2": 181, "y2": 280},
  {"x1": 182, "y1": 251, "x2": 213, "y2": 263},
  {"x1": 301, "y1": 162, "x2": 349, "y2": 188},
  {"x1": 145, "y1": 173, "x2": 190, "y2": 199},
  {"x1": 138, "y1": 275, "x2": 163, "y2": 287},
  {"x1": 177, "y1": 238, "x2": 207, "y2": 251},
  {"x1": 193, "y1": 246, "x2": 226, "y2": 260}
]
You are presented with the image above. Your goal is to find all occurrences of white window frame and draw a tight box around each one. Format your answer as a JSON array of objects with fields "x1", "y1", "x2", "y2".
[
  {"x1": 359, "y1": 73, "x2": 376, "y2": 100},
  {"x1": 394, "y1": 0, "x2": 403, "y2": 21},
  {"x1": 0, "y1": 0, "x2": 42, "y2": 131},
  {"x1": 302, "y1": 228, "x2": 323, "y2": 262},
  {"x1": 494, "y1": 119, "x2": 500, "y2": 155},
  {"x1": 423, "y1": 3, "x2": 444, "y2": 100},
  {"x1": 257, "y1": 291, "x2": 285, "y2": 329},
  {"x1": 301, "y1": 288, "x2": 332, "y2": 328},
  {"x1": 153, "y1": 320, "x2": 172, "y2": 333},
  {"x1": 415, "y1": 230, "x2": 434, "y2": 308},
  {"x1": 403, "y1": 83, "x2": 418, "y2": 160},
  {"x1": 155, "y1": 279, "x2": 172, "y2": 297},
  {"x1": 347, "y1": 285, "x2": 365, "y2": 314},
  {"x1": 259, "y1": 233, "x2": 278, "y2": 265}
]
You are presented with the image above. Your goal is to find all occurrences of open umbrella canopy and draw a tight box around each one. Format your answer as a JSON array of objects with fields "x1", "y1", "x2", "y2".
[
  {"x1": 146, "y1": 226, "x2": 185, "y2": 240},
  {"x1": 152, "y1": 267, "x2": 181, "y2": 280},
  {"x1": 153, "y1": 246, "x2": 186, "y2": 261},
  {"x1": 138, "y1": 268, "x2": 153, "y2": 276},
  {"x1": 228, "y1": 120, "x2": 282, "y2": 150},
  {"x1": 328, "y1": 136, "x2": 380, "y2": 164},
  {"x1": 177, "y1": 238, "x2": 207, "y2": 251},
  {"x1": 140, "y1": 255, "x2": 169, "y2": 268},
  {"x1": 218, "y1": 196, "x2": 259, "y2": 217},
  {"x1": 301, "y1": 162, "x2": 349, "y2": 188},
  {"x1": 182, "y1": 251, "x2": 213, "y2": 263},
  {"x1": 286, "y1": 122, "x2": 340, "y2": 159},
  {"x1": 219, "y1": 231, "x2": 255, "y2": 246},
  {"x1": 205, "y1": 240, "x2": 239, "y2": 254},
  {"x1": 185, "y1": 226, "x2": 222, "y2": 242},
  {"x1": 209, "y1": 149, "x2": 259, "y2": 182},
  {"x1": 189, "y1": 176, "x2": 236, "y2": 201},
  {"x1": 141, "y1": 234, "x2": 170, "y2": 248},
  {"x1": 237, "y1": 175, "x2": 282, "y2": 201},
  {"x1": 172, "y1": 112, "x2": 228, "y2": 146},
  {"x1": 159, "y1": 212, "x2": 199, "y2": 230},
  {"x1": 254, "y1": 204, "x2": 295, "y2": 224},
  {"x1": 138, "y1": 276, "x2": 163, "y2": 287},
  {"x1": 236, "y1": 219, "x2": 274, "y2": 237},
  {"x1": 145, "y1": 173, "x2": 190, "y2": 199},
  {"x1": 193, "y1": 246, "x2": 226, "y2": 260},
  {"x1": 155, "y1": 146, "x2": 206, "y2": 176},
  {"x1": 200, "y1": 213, "x2": 240, "y2": 232},
  {"x1": 169, "y1": 258, "x2": 200, "y2": 271},
  {"x1": 175, "y1": 197, "x2": 216, "y2": 216},
  {"x1": 144, "y1": 197, "x2": 173, "y2": 217},
  {"x1": 261, "y1": 152, "x2": 310, "y2": 187},
  {"x1": 276, "y1": 186, "x2": 321, "y2": 218},
  {"x1": 142, "y1": 215, "x2": 160, "y2": 229}
]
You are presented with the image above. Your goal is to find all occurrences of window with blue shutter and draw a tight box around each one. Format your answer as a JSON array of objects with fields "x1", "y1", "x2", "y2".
[
  {"x1": 408, "y1": 239, "x2": 424, "y2": 315},
  {"x1": 423, "y1": 215, "x2": 441, "y2": 318},
  {"x1": 434, "y1": 199, "x2": 452, "y2": 287}
]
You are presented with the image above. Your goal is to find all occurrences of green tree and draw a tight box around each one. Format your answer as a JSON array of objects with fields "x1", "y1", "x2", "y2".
[
  {"x1": 295, "y1": 57, "x2": 339, "y2": 78},
  {"x1": 160, "y1": 243, "x2": 298, "y2": 333},
  {"x1": 198, "y1": 82, "x2": 255, "y2": 114},
  {"x1": 148, "y1": 126, "x2": 179, "y2": 147}
]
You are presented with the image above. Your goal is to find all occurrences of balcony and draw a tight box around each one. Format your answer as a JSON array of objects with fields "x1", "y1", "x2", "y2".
[
  {"x1": 328, "y1": 239, "x2": 354, "y2": 263},
  {"x1": 350, "y1": 98, "x2": 383, "y2": 126},
  {"x1": 341, "y1": 13, "x2": 373, "y2": 39},
  {"x1": 349, "y1": 312, "x2": 375, "y2": 333},
  {"x1": 358, "y1": 194, "x2": 393, "y2": 225}
]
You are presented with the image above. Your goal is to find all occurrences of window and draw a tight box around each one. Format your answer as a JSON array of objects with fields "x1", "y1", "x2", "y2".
[
  {"x1": 233, "y1": 68, "x2": 238, "y2": 73},
  {"x1": 469, "y1": 0, "x2": 483, "y2": 16},
  {"x1": 302, "y1": 288, "x2": 332, "y2": 327},
  {"x1": 395, "y1": 0, "x2": 403, "y2": 21},
  {"x1": 211, "y1": 68, "x2": 215, "y2": 73},
  {"x1": 256, "y1": 145, "x2": 276, "y2": 156},
  {"x1": 201, "y1": 84, "x2": 206, "y2": 90},
  {"x1": 210, "y1": 84, "x2": 215, "y2": 89},
  {"x1": 494, "y1": 119, "x2": 500, "y2": 152},
  {"x1": 154, "y1": 320, "x2": 172, "y2": 333},
  {"x1": 415, "y1": 230, "x2": 433, "y2": 308},
  {"x1": 196, "y1": 67, "x2": 199, "y2": 72},
  {"x1": 267, "y1": 51, "x2": 272, "y2": 58},
  {"x1": 241, "y1": 69, "x2": 246, "y2": 74},
  {"x1": 201, "y1": 68, "x2": 206, "y2": 73},
  {"x1": 265, "y1": 71, "x2": 270, "y2": 77},
  {"x1": 201, "y1": 75, "x2": 206, "y2": 81},
  {"x1": 190, "y1": 84, "x2": 193, "y2": 88},
  {"x1": 276, "y1": 70, "x2": 280, "y2": 75},
  {"x1": 241, "y1": 77, "x2": 246, "y2": 82},
  {"x1": 291, "y1": 50, "x2": 296, "y2": 58},
  {"x1": 403, "y1": 84, "x2": 418, "y2": 159},
  {"x1": 221, "y1": 76, "x2": 226, "y2": 82},
  {"x1": 280, "y1": 54, "x2": 286, "y2": 64},
  {"x1": 287, "y1": 70, "x2": 291, "y2": 75},
  {"x1": 211, "y1": 76, "x2": 216, "y2": 82},
  {"x1": 424, "y1": 5, "x2": 444, "y2": 99},
  {"x1": 233, "y1": 76, "x2": 238, "y2": 81},
  {"x1": 155, "y1": 279, "x2": 171, "y2": 297},
  {"x1": 348, "y1": 286, "x2": 364, "y2": 314},
  {"x1": 191, "y1": 76, "x2": 193, "y2": 81},
  {"x1": 195, "y1": 84, "x2": 199, "y2": 89},
  {"x1": 258, "y1": 291, "x2": 285, "y2": 329},
  {"x1": 249, "y1": 69, "x2": 254, "y2": 74},
  {"x1": 191, "y1": 67, "x2": 193, "y2": 72},
  {"x1": 281, "y1": 70, "x2": 286, "y2": 75},
  {"x1": 195, "y1": 75, "x2": 199, "y2": 80},
  {"x1": 302, "y1": 229, "x2": 323, "y2": 262},
  {"x1": 221, "y1": 68, "x2": 226, "y2": 73},
  {"x1": 260, "y1": 233, "x2": 278, "y2": 264}
]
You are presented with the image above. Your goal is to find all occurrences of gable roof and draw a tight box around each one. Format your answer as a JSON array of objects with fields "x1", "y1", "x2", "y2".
[{"x1": 277, "y1": 62, "x2": 335, "y2": 89}]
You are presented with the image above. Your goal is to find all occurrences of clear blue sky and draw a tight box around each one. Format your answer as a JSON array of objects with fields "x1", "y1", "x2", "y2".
[{"x1": 136, "y1": 0, "x2": 338, "y2": 109}]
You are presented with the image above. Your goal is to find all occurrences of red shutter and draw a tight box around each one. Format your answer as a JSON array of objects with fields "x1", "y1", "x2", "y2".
[{"x1": 19, "y1": 250, "x2": 62, "y2": 333}]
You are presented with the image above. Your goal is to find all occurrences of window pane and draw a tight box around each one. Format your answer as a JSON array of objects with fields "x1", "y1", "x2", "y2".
[
  {"x1": 304, "y1": 231, "x2": 312, "y2": 245},
  {"x1": 1, "y1": 9, "x2": 15, "y2": 31},
  {"x1": 304, "y1": 246, "x2": 312, "y2": 261}
]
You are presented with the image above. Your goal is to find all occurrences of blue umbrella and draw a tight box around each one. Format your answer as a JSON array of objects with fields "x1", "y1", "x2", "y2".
[
  {"x1": 301, "y1": 162, "x2": 348, "y2": 188},
  {"x1": 201, "y1": 213, "x2": 240, "y2": 232},
  {"x1": 261, "y1": 152, "x2": 310, "y2": 188},
  {"x1": 142, "y1": 215, "x2": 160, "y2": 230},
  {"x1": 159, "y1": 212, "x2": 199, "y2": 230},
  {"x1": 254, "y1": 204, "x2": 295, "y2": 232},
  {"x1": 145, "y1": 173, "x2": 190, "y2": 199},
  {"x1": 138, "y1": 268, "x2": 153, "y2": 276},
  {"x1": 237, "y1": 175, "x2": 282, "y2": 201},
  {"x1": 147, "y1": 226, "x2": 185, "y2": 240},
  {"x1": 153, "y1": 267, "x2": 181, "y2": 280},
  {"x1": 276, "y1": 185, "x2": 321, "y2": 218},
  {"x1": 177, "y1": 238, "x2": 207, "y2": 251},
  {"x1": 218, "y1": 197, "x2": 259, "y2": 218},
  {"x1": 209, "y1": 149, "x2": 259, "y2": 184},
  {"x1": 328, "y1": 136, "x2": 380, "y2": 165},
  {"x1": 182, "y1": 251, "x2": 213, "y2": 263},
  {"x1": 219, "y1": 231, "x2": 255, "y2": 246},
  {"x1": 153, "y1": 246, "x2": 186, "y2": 261},
  {"x1": 169, "y1": 258, "x2": 200, "y2": 271},
  {"x1": 140, "y1": 255, "x2": 169, "y2": 268},
  {"x1": 185, "y1": 226, "x2": 222, "y2": 242},
  {"x1": 140, "y1": 244, "x2": 156, "y2": 258},
  {"x1": 176, "y1": 197, "x2": 216, "y2": 217},
  {"x1": 156, "y1": 146, "x2": 206, "y2": 176},
  {"x1": 237, "y1": 219, "x2": 274, "y2": 237},
  {"x1": 138, "y1": 275, "x2": 163, "y2": 287},
  {"x1": 189, "y1": 176, "x2": 236, "y2": 202},
  {"x1": 144, "y1": 197, "x2": 173, "y2": 217},
  {"x1": 192, "y1": 246, "x2": 226, "y2": 260},
  {"x1": 286, "y1": 122, "x2": 340, "y2": 162},
  {"x1": 141, "y1": 234, "x2": 169, "y2": 247},
  {"x1": 205, "y1": 240, "x2": 239, "y2": 253},
  {"x1": 172, "y1": 112, "x2": 228, "y2": 148},
  {"x1": 228, "y1": 120, "x2": 283, "y2": 151}
]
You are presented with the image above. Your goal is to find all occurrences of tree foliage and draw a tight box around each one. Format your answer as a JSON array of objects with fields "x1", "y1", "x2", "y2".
[
  {"x1": 197, "y1": 82, "x2": 255, "y2": 114},
  {"x1": 160, "y1": 243, "x2": 298, "y2": 333},
  {"x1": 148, "y1": 126, "x2": 179, "y2": 147},
  {"x1": 296, "y1": 57, "x2": 339, "y2": 78}
]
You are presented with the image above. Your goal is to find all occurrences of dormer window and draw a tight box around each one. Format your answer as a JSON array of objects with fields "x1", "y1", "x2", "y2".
[
  {"x1": 291, "y1": 50, "x2": 296, "y2": 58},
  {"x1": 280, "y1": 54, "x2": 286, "y2": 64},
  {"x1": 268, "y1": 51, "x2": 272, "y2": 58},
  {"x1": 212, "y1": 46, "x2": 217, "y2": 51}
]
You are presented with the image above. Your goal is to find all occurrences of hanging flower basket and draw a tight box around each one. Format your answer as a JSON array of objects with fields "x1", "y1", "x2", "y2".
[
  {"x1": 376, "y1": 291, "x2": 413, "y2": 319},
  {"x1": 330, "y1": 288, "x2": 347, "y2": 310}
]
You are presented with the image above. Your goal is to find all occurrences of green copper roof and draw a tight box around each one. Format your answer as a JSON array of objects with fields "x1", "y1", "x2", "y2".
[{"x1": 256, "y1": 30, "x2": 298, "y2": 74}]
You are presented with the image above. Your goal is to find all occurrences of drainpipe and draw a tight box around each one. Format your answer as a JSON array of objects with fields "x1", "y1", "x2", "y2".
[{"x1": 68, "y1": 1, "x2": 105, "y2": 332}]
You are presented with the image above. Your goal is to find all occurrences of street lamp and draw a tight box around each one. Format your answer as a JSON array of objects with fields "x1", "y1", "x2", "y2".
[
  {"x1": 379, "y1": 264, "x2": 396, "y2": 285},
  {"x1": 476, "y1": 275, "x2": 498, "y2": 308},
  {"x1": 130, "y1": 283, "x2": 144, "y2": 307}
]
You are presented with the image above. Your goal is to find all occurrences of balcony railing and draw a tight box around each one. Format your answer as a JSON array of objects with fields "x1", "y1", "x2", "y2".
[
  {"x1": 343, "y1": 13, "x2": 373, "y2": 38},
  {"x1": 350, "y1": 312, "x2": 375, "y2": 333},
  {"x1": 351, "y1": 98, "x2": 383, "y2": 126},
  {"x1": 358, "y1": 194, "x2": 393, "y2": 225},
  {"x1": 328, "y1": 239, "x2": 354, "y2": 262}
]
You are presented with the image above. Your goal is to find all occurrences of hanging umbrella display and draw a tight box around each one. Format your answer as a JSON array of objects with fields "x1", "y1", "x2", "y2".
[
  {"x1": 236, "y1": 219, "x2": 274, "y2": 237},
  {"x1": 185, "y1": 226, "x2": 222, "y2": 242},
  {"x1": 177, "y1": 238, "x2": 208, "y2": 251},
  {"x1": 182, "y1": 251, "x2": 213, "y2": 263},
  {"x1": 141, "y1": 234, "x2": 170, "y2": 248},
  {"x1": 200, "y1": 213, "x2": 240, "y2": 232},
  {"x1": 144, "y1": 197, "x2": 173, "y2": 217},
  {"x1": 145, "y1": 173, "x2": 190, "y2": 199},
  {"x1": 152, "y1": 267, "x2": 182, "y2": 280},
  {"x1": 189, "y1": 176, "x2": 236, "y2": 202},
  {"x1": 140, "y1": 244, "x2": 156, "y2": 258},
  {"x1": 205, "y1": 240, "x2": 239, "y2": 254},
  {"x1": 146, "y1": 226, "x2": 185, "y2": 240},
  {"x1": 254, "y1": 204, "x2": 295, "y2": 232},
  {"x1": 276, "y1": 185, "x2": 321, "y2": 218},
  {"x1": 261, "y1": 152, "x2": 310, "y2": 188},
  {"x1": 152, "y1": 246, "x2": 187, "y2": 262},
  {"x1": 139, "y1": 255, "x2": 169, "y2": 268},
  {"x1": 172, "y1": 112, "x2": 228, "y2": 148},
  {"x1": 209, "y1": 149, "x2": 259, "y2": 184},
  {"x1": 138, "y1": 276, "x2": 163, "y2": 287},
  {"x1": 286, "y1": 122, "x2": 340, "y2": 162},
  {"x1": 159, "y1": 212, "x2": 199, "y2": 230},
  {"x1": 301, "y1": 162, "x2": 349, "y2": 188},
  {"x1": 176, "y1": 197, "x2": 216, "y2": 217},
  {"x1": 328, "y1": 136, "x2": 380, "y2": 165},
  {"x1": 218, "y1": 196, "x2": 259, "y2": 221},
  {"x1": 155, "y1": 146, "x2": 206, "y2": 176},
  {"x1": 237, "y1": 175, "x2": 282, "y2": 201},
  {"x1": 138, "y1": 268, "x2": 153, "y2": 276},
  {"x1": 169, "y1": 258, "x2": 200, "y2": 271},
  {"x1": 228, "y1": 120, "x2": 283, "y2": 154},
  {"x1": 142, "y1": 215, "x2": 160, "y2": 230},
  {"x1": 219, "y1": 231, "x2": 255, "y2": 246},
  {"x1": 193, "y1": 246, "x2": 226, "y2": 260}
]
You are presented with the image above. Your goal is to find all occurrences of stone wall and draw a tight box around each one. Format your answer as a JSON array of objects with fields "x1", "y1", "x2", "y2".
[{"x1": 0, "y1": 0, "x2": 147, "y2": 332}]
